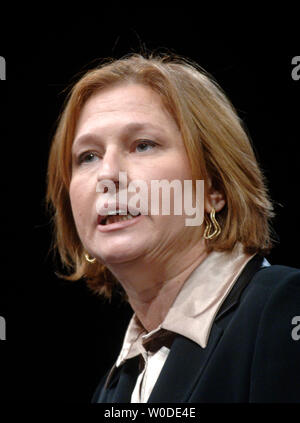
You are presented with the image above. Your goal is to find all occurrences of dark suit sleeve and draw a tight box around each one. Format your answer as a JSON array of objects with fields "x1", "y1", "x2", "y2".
[
  {"x1": 91, "y1": 371, "x2": 109, "y2": 403},
  {"x1": 249, "y1": 268, "x2": 300, "y2": 402}
]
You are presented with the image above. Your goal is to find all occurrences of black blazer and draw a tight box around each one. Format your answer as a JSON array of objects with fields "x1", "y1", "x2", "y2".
[{"x1": 92, "y1": 255, "x2": 300, "y2": 403}]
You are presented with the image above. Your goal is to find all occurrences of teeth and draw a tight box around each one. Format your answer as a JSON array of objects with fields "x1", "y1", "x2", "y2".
[
  {"x1": 99, "y1": 212, "x2": 141, "y2": 225},
  {"x1": 106, "y1": 214, "x2": 134, "y2": 225},
  {"x1": 107, "y1": 209, "x2": 127, "y2": 216}
]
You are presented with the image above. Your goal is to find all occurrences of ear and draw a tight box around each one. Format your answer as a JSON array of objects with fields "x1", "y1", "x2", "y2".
[{"x1": 204, "y1": 178, "x2": 226, "y2": 213}]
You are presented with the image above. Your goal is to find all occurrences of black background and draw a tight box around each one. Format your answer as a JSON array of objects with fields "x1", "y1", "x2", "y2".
[{"x1": 0, "y1": 10, "x2": 299, "y2": 404}]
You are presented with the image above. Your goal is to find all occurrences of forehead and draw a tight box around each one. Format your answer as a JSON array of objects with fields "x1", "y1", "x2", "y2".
[
  {"x1": 82, "y1": 83, "x2": 163, "y2": 112},
  {"x1": 74, "y1": 83, "x2": 179, "y2": 137}
]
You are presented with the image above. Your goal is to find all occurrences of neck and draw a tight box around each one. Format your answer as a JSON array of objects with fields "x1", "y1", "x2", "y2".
[{"x1": 106, "y1": 239, "x2": 208, "y2": 332}]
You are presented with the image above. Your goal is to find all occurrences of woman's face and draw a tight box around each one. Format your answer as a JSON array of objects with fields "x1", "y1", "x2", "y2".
[{"x1": 69, "y1": 83, "x2": 203, "y2": 266}]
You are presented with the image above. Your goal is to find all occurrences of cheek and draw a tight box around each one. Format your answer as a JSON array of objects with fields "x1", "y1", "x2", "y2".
[
  {"x1": 136, "y1": 158, "x2": 194, "y2": 217},
  {"x1": 69, "y1": 178, "x2": 91, "y2": 224},
  {"x1": 156, "y1": 153, "x2": 193, "y2": 181}
]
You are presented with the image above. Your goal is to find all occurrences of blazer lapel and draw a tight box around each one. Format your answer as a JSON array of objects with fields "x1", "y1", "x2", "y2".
[
  {"x1": 148, "y1": 324, "x2": 223, "y2": 402},
  {"x1": 106, "y1": 356, "x2": 140, "y2": 403}
]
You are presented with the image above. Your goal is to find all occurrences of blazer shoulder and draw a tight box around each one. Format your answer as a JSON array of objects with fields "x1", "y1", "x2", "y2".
[
  {"x1": 250, "y1": 263, "x2": 300, "y2": 291},
  {"x1": 248, "y1": 264, "x2": 300, "y2": 401},
  {"x1": 236, "y1": 263, "x2": 300, "y2": 322}
]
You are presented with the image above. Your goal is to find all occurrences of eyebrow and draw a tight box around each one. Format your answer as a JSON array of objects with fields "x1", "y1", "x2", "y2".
[{"x1": 72, "y1": 121, "x2": 166, "y2": 150}]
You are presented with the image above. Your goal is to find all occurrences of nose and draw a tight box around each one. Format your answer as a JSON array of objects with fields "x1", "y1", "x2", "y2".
[{"x1": 96, "y1": 146, "x2": 125, "y2": 191}]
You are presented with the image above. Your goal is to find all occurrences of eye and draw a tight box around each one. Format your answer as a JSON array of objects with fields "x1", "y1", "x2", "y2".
[
  {"x1": 135, "y1": 140, "x2": 157, "y2": 153},
  {"x1": 78, "y1": 152, "x2": 98, "y2": 164}
]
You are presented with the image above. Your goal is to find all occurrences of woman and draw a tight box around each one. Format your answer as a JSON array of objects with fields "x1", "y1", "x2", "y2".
[{"x1": 46, "y1": 53, "x2": 300, "y2": 403}]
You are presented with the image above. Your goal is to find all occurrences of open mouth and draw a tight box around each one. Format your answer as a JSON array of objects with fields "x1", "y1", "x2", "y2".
[{"x1": 98, "y1": 211, "x2": 141, "y2": 226}]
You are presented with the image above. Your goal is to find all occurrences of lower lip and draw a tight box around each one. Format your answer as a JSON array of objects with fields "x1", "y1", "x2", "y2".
[{"x1": 97, "y1": 214, "x2": 144, "y2": 232}]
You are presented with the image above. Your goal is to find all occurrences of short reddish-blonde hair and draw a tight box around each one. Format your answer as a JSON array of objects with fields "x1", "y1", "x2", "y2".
[{"x1": 46, "y1": 53, "x2": 275, "y2": 297}]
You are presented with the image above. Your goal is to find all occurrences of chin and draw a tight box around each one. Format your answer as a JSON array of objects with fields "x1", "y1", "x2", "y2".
[
  {"x1": 96, "y1": 246, "x2": 143, "y2": 265},
  {"x1": 93, "y1": 233, "x2": 149, "y2": 265}
]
